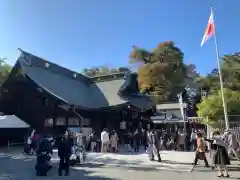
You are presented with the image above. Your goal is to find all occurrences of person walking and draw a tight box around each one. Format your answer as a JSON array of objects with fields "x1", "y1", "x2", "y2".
[
  {"x1": 193, "y1": 132, "x2": 209, "y2": 167},
  {"x1": 35, "y1": 135, "x2": 53, "y2": 176},
  {"x1": 133, "y1": 129, "x2": 141, "y2": 152},
  {"x1": 101, "y1": 129, "x2": 109, "y2": 153},
  {"x1": 110, "y1": 130, "x2": 118, "y2": 153},
  {"x1": 58, "y1": 135, "x2": 72, "y2": 176},
  {"x1": 190, "y1": 129, "x2": 197, "y2": 152},
  {"x1": 177, "y1": 129, "x2": 186, "y2": 151},
  {"x1": 147, "y1": 130, "x2": 161, "y2": 162},
  {"x1": 89, "y1": 131, "x2": 97, "y2": 152},
  {"x1": 213, "y1": 131, "x2": 230, "y2": 178},
  {"x1": 204, "y1": 130, "x2": 218, "y2": 170}
]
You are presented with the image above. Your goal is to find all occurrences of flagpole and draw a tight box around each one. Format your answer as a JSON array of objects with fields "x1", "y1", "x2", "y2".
[
  {"x1": 211, "y1": 6, "x2": 229, "y2": 130},
  {"x1": 178, "y1": 93, "x2": 186, "y2": 133}
]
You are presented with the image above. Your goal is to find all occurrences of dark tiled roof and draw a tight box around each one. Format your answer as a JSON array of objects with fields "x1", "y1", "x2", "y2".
[
  {"x1": 15, "y1": 49, "x2": 152, "y2": 110},
  {"x1": 90, "y1": 79, "x2": 127, "y2": 107},
  {"x1": 18, "y1": 49, "x2": 92, "y2": 85}
]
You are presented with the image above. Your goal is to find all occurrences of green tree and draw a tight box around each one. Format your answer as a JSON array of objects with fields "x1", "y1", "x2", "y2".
[
  {"x1": 196, "y1": 53, "x2": 240, "y2": 93},
  {"x1": 222, "y1": 53, "x2": 240, "y2": 91},
  {"x1": 0, "y1": 58, "x2": 12, "y2": 84},
  {"x1": 129, "y1": 41, "x2": 187, "y2": 103},
  {"x1": 82, "y1": 66, "x2": 130, "y2": 77},
  {"x1": 82, "y1": 68, "x2": 96, "y2": 77},
  {"x1": 99, "y1": 66, "x2": 110, "y2": 75},
  {"x1": 197, "y1": 88, "x2": 240, "y2": 127}
]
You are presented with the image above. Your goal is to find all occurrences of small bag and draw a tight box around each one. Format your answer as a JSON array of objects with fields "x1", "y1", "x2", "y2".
[
  {"x1": 70, "y1": 154, "x2": 77, "y2": 160},
  {"x1": 153, "y1": 146, "x2": 158, "y2": 156},
  {"x1": 27, "y1": 137, "x2": 32, "y2": 145},
  {"x1": 146, "y1": 146, "x2": 152, "y2": 154},
  {"x1": 196, "y1": 151, "x2": 205, "y2": 160}
]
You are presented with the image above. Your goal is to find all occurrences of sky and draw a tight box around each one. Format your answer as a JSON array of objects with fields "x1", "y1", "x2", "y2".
[{"x1": 1, "y1": 0, "x2": 240, "y2": 75}]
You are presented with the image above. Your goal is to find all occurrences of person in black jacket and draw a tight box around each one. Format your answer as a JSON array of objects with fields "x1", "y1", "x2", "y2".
[
  {"x1": 37, "y1": 136, "x2": 53, "y2": 155},
  {"x1": 58, "y1": 135, "x2": 72, "y2": 176},
  {"x1": 35, "y1": 135, "x2": 53, "y2": 176},
  {"x1": 133, "y1": 129, "x2": 141, "y2": 152}
]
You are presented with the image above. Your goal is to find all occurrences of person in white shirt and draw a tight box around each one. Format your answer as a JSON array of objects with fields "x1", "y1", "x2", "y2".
[{"x1": 101, "y1": 129, "x2": 109, "y2": 153}]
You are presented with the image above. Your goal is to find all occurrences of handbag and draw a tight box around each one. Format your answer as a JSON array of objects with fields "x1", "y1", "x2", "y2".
[
  {"x1": 153, "y1": 145, "x2": 158, "y2": 156},
  {"x1": 146, "y1": 146, "x2": 152, "y2": 154},
  {"x1": 196, "y1": 151, "x2": 205, "y2": 160},
  {"x1": 27, "y1": 137, "x2": 32, "y2": 145},
  {"x1": 70, "y1": 154, "x2": 77, "y2": 160}
]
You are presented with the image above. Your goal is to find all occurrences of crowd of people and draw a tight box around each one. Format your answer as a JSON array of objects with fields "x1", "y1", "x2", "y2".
[
  {"x1": 191, "y1": 128, "x2": 240, "y2": 178},
  {"x1": 24, "y1": 131, "x2": 86, "y2": 176},
  {"x1": 146, "y1": 127, "x2": 240, "y2": 178},
  {"x1": 91, "y1": 128, "x2": 207, "y2": 154},
  {"x1": 112, "y1": 126, "x2": 240, "y2": 178},
  {"x1": 22, "y1": 125, "x2": 240, "y2": 178}
]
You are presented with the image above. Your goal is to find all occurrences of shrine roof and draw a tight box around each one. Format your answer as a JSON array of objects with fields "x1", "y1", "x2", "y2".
[{"x1": 2, "y1": 49, "x2": 152, "y2": 110}]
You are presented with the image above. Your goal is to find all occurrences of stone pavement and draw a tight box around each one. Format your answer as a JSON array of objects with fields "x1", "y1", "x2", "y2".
[
  {"x1": 0, "y1": 155, "x2": 240, "y2": 180},
  {"x1": 0, "y1": 148, "x2": 240, "y2": 180},
  {"x1": 2, "y1": 148, "x2": 195, "y2": 171},
  {"x1": 75, "y1": 166, "x2": 240, "y2": 180},
  {"x1": 83, "y1": 151, "x2": 195, "y2": 171}
]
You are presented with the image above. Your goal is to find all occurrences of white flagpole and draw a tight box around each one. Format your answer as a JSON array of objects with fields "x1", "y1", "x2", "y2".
[
  {"x1": 211, "y1": 6, "x2": 229, "y2": 130},
  {"x1": 178, "y1": 93, "x2": 186, "y2": 133}
]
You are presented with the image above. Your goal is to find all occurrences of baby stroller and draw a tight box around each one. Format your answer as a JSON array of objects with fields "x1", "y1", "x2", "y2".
[
  {"x1": 69, "y1": 145, "x2": 86, "y2": 166},
  {"x1": 35, "y1": 152, "x2": 52, "y2": 176}
]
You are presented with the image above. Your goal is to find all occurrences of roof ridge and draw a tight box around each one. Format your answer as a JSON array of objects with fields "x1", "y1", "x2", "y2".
[
  {"x1": 18, "y1": 49, "x2": 93, "y2": 85},
  {"x1": 91, "y1": 73, "x2": 126, "y2": 83}
]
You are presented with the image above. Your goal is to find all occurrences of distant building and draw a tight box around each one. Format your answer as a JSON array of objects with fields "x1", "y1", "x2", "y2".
[
  {"x1": 0, "y1": 49, "x2": 152, "y2": 134},
  {"x1": 150, "y1": 103, "x2": 188, "y2": 130},
  {"x1": 150, "y1": 102, "x2": 209, "y2": 131}
]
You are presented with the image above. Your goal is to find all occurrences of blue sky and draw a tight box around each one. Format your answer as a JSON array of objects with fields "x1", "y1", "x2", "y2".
[{"x1": 0, "y1": 0, "x2": 239, "y2": 75}]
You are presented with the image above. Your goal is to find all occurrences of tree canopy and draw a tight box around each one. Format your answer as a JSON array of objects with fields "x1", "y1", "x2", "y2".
[
  {"x1": 197, "y1": 88, "x2": 240, "y2": 127},
  {"x1": 194, "y1": 53, "x2": 240, "y2": 126},
  {"x1": 196, "y1": 53, "x2": 240, "y2": 93},
  {"x1": 82, "y1": 66, "x2": 130, "y2": 77},
  {"x1": 0, "y1": 58, "x2": 12, "y2": 85},
  {"x1": 129, "y1": 41, "x2": 194, "y2": 103}
]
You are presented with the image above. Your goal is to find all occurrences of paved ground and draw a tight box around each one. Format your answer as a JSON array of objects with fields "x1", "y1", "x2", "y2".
[
  {"x1": 83, "y1": 151, "x2": 195, "y2": 171},
  {"x1": 0, "y1": 148, "x2": 240, "y2": 180}
]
